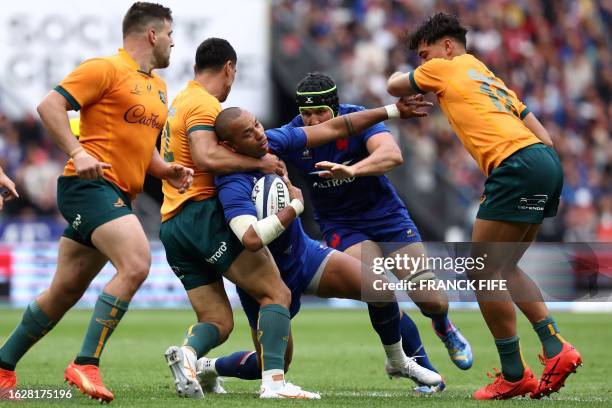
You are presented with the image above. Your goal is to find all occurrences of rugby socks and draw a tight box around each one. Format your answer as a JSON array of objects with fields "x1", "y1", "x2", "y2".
[
  {"x1": 399, "y1": 312, "x2": 438, "y2": 373},
  {"x1": 215, "y1": 351, "x2": 261, "y2": 380},
  {"x1": 533, "y1": 316, "x2": 564, "y2": 358},
  {"x1": 422, "y1": 310, "x2": 452, "y2": 336},
  {"x1": 495, "y1": 335, "x2": 525, "y2": 382},
  {"x1": 182, "y1": 322, "x2": 220, "y2": 358},
  {"x1": 367, "y1": 302, "x2": 401, "y2": 345},
  {"x1": 368, "y1": 303, "x2": 411, "y2": 367},
  {"x1": 74, "y1": 292, "x2": 128, "y2": 366},
  {"x1": 0, "y1": 301, "x2": 56, "y2": 370},
  {"x1": 258, "y1": 304, "x2": 290, "y2": 388}
]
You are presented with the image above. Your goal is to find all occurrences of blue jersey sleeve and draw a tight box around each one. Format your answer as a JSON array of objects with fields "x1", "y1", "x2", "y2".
[
  {"x1": 341, "y1": 104, "x2": 389, "y2": 144},
  {"x1": 285, "y1": 114, "x2": 304, "y2": 128},
  {"x1": 215, "y1": 174, "x2": 257, "y2": 223},
  {"x1": 265, "y1": 126, "x2": 307, "y2": 155}
]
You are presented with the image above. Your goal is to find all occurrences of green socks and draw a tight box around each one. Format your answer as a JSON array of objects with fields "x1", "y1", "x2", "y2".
[
  {"x1": 183, "y1": 322, "x2": 220, "y2": 358},
  {"x1": 257, "y1": 304, "x2": 290, "y2": 371},
  {"x1": 533, "y1": 316, "x2": 564, "y2": 358},
  {"x1": 0, "y1": 301, "x2": 55, "y2": 370},
  {"x1": 495, "y1": 335, "x2": 525, "y2": 382},
  {"x1": 74, "y1": 292, "x2": 128, "y2": 366}
]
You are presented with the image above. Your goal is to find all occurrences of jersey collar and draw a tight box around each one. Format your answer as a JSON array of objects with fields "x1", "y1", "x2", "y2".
[{"x1": 117, "y1": 48, "x2": 155, "y2": 77}]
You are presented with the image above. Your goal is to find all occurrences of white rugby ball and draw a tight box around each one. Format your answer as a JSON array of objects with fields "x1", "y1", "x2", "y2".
[{"x1": 252, "y1": 175, "x2": 290, "y2": 220}]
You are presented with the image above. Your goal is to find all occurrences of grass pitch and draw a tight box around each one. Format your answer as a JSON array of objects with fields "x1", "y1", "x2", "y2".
[{"x1": 1, "y1": 308, "x2": 611, "y2": 407}]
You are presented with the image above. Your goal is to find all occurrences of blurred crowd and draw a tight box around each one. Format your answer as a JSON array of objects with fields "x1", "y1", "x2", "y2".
[
  {"x1": 272, "y1": 0, "x2": 611, "y2": 242},
  {"x1": 0, "y1": 113, "x2": 64, "y2": 219},
  {"x1": 0, "y1": 0, "x2": 609, "y2": 243}
]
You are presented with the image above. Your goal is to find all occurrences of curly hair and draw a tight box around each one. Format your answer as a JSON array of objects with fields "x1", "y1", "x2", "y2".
[{"x1": 408, "y1": 12, "x2": 467, "y2": 50}]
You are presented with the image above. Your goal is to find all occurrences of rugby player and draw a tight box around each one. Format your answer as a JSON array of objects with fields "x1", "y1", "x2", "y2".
[
  {"x1": 283, "y1": 73, "x2": 473, "y2": 375},
  {"x1": 387, "y1": 12, "x2": 581, "y2": 400},
  {"x1": 159, "y1": 38, "x2": 319, "y2": 399},
  {"x1": 0, "y1": 3, "x2": 193, "y2": 403},
  {"x1": 191, "y1": 101, "x2": 444, "y2": 395}
]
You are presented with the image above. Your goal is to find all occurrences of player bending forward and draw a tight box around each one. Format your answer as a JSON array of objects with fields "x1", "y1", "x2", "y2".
[
  {"x1": 191, "y1": 101, "x2": 444, "y2": 396},
  {"x1": 387, "y1": 13, "x2": 581, "y2": 400},
  {"x1": 284, "y1": 73, "x2": 472, "y2": 377}
]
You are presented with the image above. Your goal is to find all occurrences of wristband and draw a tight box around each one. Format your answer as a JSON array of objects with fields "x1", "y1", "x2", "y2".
[
  {"x1": 289, "y1": 199, "x2": 304, "y2": 216},
  {"x1": 384, "y1": 104, "x2": 400, "y2": 119}
]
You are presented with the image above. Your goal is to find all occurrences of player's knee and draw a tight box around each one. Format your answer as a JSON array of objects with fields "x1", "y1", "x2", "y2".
[{"x1": 120, "y1": 256, "x2": 151, "y2": 288}]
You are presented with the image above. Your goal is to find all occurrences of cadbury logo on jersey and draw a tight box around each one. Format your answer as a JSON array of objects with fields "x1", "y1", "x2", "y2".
[{"x1": 123, "y1": 104, "x2": 164, "y2": 130}]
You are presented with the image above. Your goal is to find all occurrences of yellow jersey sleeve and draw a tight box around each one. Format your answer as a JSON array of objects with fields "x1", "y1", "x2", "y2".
[
  {"x1": 56, "y1": 58, "x2": 115, "y2": 111},
  {"x1": 411, "y1": 58, "x2": 452, "y2": 95},
  {"x1": 185, "y1": 99, "x2": 221, "y2": 135}
]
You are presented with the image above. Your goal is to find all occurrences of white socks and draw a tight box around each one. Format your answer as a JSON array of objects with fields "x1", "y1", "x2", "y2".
[
  {"x1": 262, "y1": 369, "x2": 285, "y2": 390},
  {"x1": 383, "y1": 340, "x2": 409, "y2": 367}
]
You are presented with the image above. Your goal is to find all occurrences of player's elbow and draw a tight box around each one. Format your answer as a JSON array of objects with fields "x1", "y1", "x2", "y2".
[
  {"x1": 36, "y1": 98, "x2": 51, "y2": 120},
  {"x1": 242, "y1": 232, "x2": 264, "y2": 252},
  {"x1": 387, "y1": 79, "x2": 403, "y2": 97},
  {"x1": 390, "y1": 149, "x2": 404, "y2": 167}
]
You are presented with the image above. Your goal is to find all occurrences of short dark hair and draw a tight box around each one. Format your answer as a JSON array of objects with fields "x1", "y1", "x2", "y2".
[
  {"x1": 122, "y1": 2, "x2": 173, "y2": 38},
  {"x1": 195, "y1": 38, "x2": 237, "y2": 72},
  {"x1": 215, "y1": 107, "x2": 243, "y2": 142},
  {"x1": 408, "y1": 13, "x2": 468, "y2": 50}
]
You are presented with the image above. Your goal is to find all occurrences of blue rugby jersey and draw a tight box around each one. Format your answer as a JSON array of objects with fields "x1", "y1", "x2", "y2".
[
  {"x1": 277, "y1": 104, "x2": 406, "y2": 222},
  {"x1": 215, "y1": 170, "x2": 322, "y2": 289}
]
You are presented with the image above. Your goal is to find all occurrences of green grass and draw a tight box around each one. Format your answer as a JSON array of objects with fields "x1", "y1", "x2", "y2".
[{"x1": 1, "y1": 308, "x2": 611, "y2": 407}]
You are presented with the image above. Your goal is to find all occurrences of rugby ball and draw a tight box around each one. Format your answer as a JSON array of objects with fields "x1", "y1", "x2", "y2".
[{"x1": 252, "y1": 175, "x2": 290, "y2": 220}]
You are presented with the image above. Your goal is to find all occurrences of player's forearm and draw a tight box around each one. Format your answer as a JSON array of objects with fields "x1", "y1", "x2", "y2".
[
  {"x1": 192, "y1": 141, "x2": 263, "y2": 175},
  {"x1": 232, "y1": 205, "x2": 300, "y2": 252},
  {"x1": 387, "y1": 72, "x2": 416, "y2": 97},
  {"x1": 37, "y1": 92, "x2": 81, "y2": 156},
  {"x1": 352, "y1": 145, "x2": 403, "y2": 177},
  {"x1": 523, "y1": 112, "x2": 553, "y2": 147},
  {"x1": 147, "y1": 150, "x2": 170, "y2": 179},
  {"x1": 304, "y1": 107, "x2": 389, "y2": 148}
]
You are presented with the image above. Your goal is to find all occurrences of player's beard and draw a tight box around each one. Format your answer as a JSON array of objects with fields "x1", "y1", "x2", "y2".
[{"x1": 155, "y1": 47, "x2": 171, "y2": 69}]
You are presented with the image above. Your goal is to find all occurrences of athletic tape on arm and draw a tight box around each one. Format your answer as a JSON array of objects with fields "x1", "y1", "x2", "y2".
[{"x1": 229, "y1": 214, "x2": 286, "y2": 246}]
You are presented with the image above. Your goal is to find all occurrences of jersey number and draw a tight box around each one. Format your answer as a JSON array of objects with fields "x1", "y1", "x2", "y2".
[{"x1": 479, "y1": 83, "x2": 519, "y2": 118}]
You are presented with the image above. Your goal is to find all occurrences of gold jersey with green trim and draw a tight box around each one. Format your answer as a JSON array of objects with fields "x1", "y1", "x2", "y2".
[
  {"x1": 410, "y1": 53, "x2": 540, "y2": 175},
  {"x1": 160, "y1": 80, "x2": 219, "y2": 222},
  {"x1": 57, "y1": 48, "x2": 168, "y2": 199}
]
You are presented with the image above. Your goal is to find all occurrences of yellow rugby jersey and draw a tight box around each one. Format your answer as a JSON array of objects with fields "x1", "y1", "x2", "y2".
[
  {"x1": 57, "y1": 48, "x2": 168, "y2": 198},
  {"x1": 409, "y1": 54, "x2": 540, "y2": 175},
  {"x1": 160, "y1": 81, "x2": 218, "y2": 222}
]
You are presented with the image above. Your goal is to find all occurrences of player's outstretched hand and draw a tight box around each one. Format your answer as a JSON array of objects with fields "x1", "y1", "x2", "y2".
[
  {"x1": 259, "y1": 153, "x2": 286, "y2": 176},
  {"x1": 283, "y1": 176, "x2": 304, "y2": 206},
  {"x1": 314, "y1": 161, "x2": 355, "y2": 179},
  {"x1": 72, "y1": 147, "x2": 111, "y2": 179},
  {"x1": 166, "y1": 164, "x2": 194, "y2": 194},
  {"x1": 0, "y1": 170, "x2": 18, "y2": 210},
  {"x1": 396, "y1": 94, "x2": 433, "y2": 118}
]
